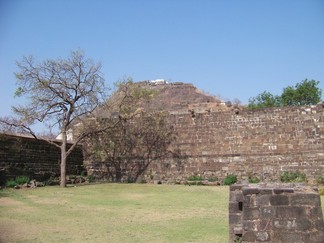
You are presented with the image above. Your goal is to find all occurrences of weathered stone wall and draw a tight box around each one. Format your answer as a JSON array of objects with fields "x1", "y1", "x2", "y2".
[
  {"x1": 229, "y1": 184, "x2": 324, "y2": 243},
  {"x1": 143, "y1": 105, "x2": 324, "y2": 183},
  {"x1": 0, "y1": 134, "x2": 83, "y2": 184}
]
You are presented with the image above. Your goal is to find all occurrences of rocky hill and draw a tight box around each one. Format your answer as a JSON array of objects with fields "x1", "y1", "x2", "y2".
[{"x1": 130, "y1": 81, "x2": 231, "y2": 114}]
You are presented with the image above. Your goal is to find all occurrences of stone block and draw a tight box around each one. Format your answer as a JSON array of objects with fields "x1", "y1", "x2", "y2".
[
  {"x1": 273, "y1": 188, "x2": 294, "y2": 194},
  {"x1": 243, "y1": 187, "x2": 260, "y2": 195},
  {"x1": 272, "y1": 231, "x2": 304, "y2": 243},
  {"x1": 255, "y1": 231, "x2": 270, "y2": 242},
  {"x1": 243, "y1": 207, "x2": 260, "y2": 220},
  {"x1": 256, "y1": 195, "x2": 271, "y2": 206},
  {"x1": 259, "y1": 188, "x2": 273, "y2": 195},
  {"x1": 270, "y1": 195, "x2": 289, "y2": 206},
  {"x1": 314, "y1": 219, "x2": 324, "y2": 230},
  {"x1": 311, "y1": 206, "x2": 324, "y2": 219},
  {"x1": 229, "y1": 214, "x2": 242, "y2": 225},
  {"x1": 229, "y1": 202, "x2": 242, "y2": 214},
  {"x1": 290, "y1": 193, "x2": 321, "y2": 206},
  {"x1": 233, "y1": 226, "x2": 242, "y2": 235},
  {"x1": 273, "y1": 219, "x2": 311, "y2": 231},
  {"x1": 260, "y1": 206, "x2": 275, "y2": 219},
  {"x1": 275, "y1": 206, "x2": 306, "y2": 219},
  {"x1": 229, "y1": 192, "x2": 243, "y2": 202},
  {"x1": 230, "y1": 184, "x2": 324, "y2": 243},
  {"x1": 230, "y1": 184, "x2": 243, "y2": 191},
  {"x1": 243, "y1": 231, "x2": 257, "y2": 242},
  {"x1": 258, "y1": 219, "x2": 272, "y2": 231},
  {"x1": 305, "y1": 230, "x2": 324, "y2": 243}
]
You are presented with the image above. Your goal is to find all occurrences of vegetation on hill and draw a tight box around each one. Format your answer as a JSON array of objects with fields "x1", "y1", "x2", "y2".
[{"x1": 248, "y1": 79, "x2": 322, "y2": 109}]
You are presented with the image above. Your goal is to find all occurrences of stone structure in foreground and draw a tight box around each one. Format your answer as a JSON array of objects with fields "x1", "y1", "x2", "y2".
[{"x1": 229, "y1": 183, "x2": 324, "y2": 243}]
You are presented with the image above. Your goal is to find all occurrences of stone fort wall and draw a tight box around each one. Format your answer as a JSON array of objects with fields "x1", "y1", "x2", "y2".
[
  {"x1": 141, "y1": 104, "x2": 324, "y2": 183},
  {"x1": 0, "y1": 134, "x2": 83, "y2": 184}
]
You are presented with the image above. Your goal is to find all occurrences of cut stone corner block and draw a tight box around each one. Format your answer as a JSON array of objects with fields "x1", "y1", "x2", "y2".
[{"x1": 228, "y1": 183, "x2": 324, "y2": 243}]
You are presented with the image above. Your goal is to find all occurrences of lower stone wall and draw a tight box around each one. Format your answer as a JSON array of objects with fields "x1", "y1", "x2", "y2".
[
  {"x1": 229, "y1": 184, "x2": 324, "y2": 243},
  {"x1": 0, "y1": 134, "x2": 83, "y2": 185},
  {"x1": 85, "y1": 105, "x2": 324, "y2": 183},
  {"x1": 141, "y1": 105, "x2": 324, "y2": 184},
  {"x1": 143, "y1": 151, "x2": 323, "y2": 184}
]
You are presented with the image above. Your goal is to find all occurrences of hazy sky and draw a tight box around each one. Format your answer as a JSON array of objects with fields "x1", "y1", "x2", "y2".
[{"x1": 1, "y1": 0, "x2": 324, "y2": 119}]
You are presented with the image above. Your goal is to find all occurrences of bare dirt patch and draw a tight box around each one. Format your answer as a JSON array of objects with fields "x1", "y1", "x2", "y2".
[{"x1": 0, "y1": 197, "x2": 23, "y2": 206}]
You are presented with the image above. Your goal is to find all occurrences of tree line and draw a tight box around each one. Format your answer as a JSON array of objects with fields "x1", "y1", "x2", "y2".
[{"x1": 248, "y1": 79, "x2": 322, "y2": 110}]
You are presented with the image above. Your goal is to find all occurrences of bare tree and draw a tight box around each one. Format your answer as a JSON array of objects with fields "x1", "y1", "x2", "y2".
[
  {"x1": 84, "y1": 82, "x2": 174, "y2": 182},
  {"x1": 0, "y1": 50, "x2": 107, "y2": 187}
]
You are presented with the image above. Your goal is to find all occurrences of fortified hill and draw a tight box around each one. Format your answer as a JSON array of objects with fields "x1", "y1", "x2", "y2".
[
  {"x1": 132, "y1": 80, "x2": 230, "y2": 114},
  {"x1": 86, "y1": 81, "x2": 324, "y2": 184}
]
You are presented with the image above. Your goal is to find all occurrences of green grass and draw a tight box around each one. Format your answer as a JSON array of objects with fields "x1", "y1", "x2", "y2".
[
  {"x1": 0, "y1": 184, "x2": 228, "y2": 243},
  {"x1": 1, "y1": 184, "x2": 323, "y2": 243}
]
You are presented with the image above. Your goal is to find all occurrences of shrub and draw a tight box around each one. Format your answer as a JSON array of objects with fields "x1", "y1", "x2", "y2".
[
  {"x1": 127, "y1": 178, "x2": 135, "y2": 183},
  {"x1": 187, "y1": 175, "x2": 203, "y2": 181},
  {"x1": 6, "y1": 180, "x2": 18, "y2": 188},
  {"x1": 319, "y1": 187, "x2": 324, "y2": 196},
  {"x1": 280, "y1": 171, "x2": 307, "y2": 183},
  {"x1": 316, "y1": 175, "x2": 324, "y2": 185},
  {"x1": 224, "y1": 174, "x2": 237, "y2": 185},
  {"x1": 15, "y1": 176, "x2": 30, "y2": 185},
  {"x1": 234, "y1": 235, "x2": 242, "y2": 243},
  {"x1": 208, "y1": 177, "x2": 218, "y2": 182},
  {"x1": 248, "y1": 176, "x2": 260, "y2": 184},
  {"x1": 87, "y1": 175, "x2": 95, "y2": 183}
]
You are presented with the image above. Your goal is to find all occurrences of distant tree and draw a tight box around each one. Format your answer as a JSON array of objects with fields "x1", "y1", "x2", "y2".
[
  {"x1": 248, "y1": 91, "x2": 281, "y2": 110},
  {"x1": 281, "y1": 79, "x2": 322, "y2": 106},
  {"x1": 232, "y1": 98, "x2": 242, "y2": 106},
  {"x1": 0, "y1": 50, "x2": 108, "y2": 187},
  {"x1": 84, "y1": 82, "x2": 174, "y2": 182},
  {"x1": 248, "y1": 79, "x2": 322, "y2": 109}
]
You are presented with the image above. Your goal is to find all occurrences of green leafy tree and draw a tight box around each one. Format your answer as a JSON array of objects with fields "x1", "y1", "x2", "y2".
[
  {"x1": 248, "y1": 79, "x2": 322, "y2": 109},
  {"x1": 248, "y1": 91, "x2": 281, "y2": 110},
  {"x1": 281, "y1": 79, "x2": 322, "y2": 106}
]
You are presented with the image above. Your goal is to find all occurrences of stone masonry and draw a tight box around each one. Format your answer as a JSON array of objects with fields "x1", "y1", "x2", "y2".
[
  {"x1": 143, "y1": 105, "x2": 324, "y2": 183},
  {"x1": 87, "y1": 82, "x2": 324, "y2": 183},
  {"x1": 229, "y1": 183, "x2": 324, "y2": 243},
  {"x1": 0, "y1": 133, "x2": 83, "y2": 184}
]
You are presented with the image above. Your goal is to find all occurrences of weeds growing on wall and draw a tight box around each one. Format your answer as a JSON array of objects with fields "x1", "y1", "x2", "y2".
[
  {"x1": 248, "y1": 176, "x2": 260, "y2": 184},
  {"x1": 87, "y1": 175, "x2": 95, "y2": 183},
  {"x1": 187, "y1": 175, "x2": 203, "y2": 181},
  {"x1": 319, "y1": 187, "x2": 324, "y2": 196},
  {"x1": 15, "y1": 176, "x2": 30, "y2": 185},
  {"x1": 5, "y1": 175, "x2": 30, "y2": 188},
  {"x1": 224, "y1": 174, "x2": 237, "y2": 185},
  {"x1": 280, "y1": 171, "x2": 307, "y2": 183},
  {"x1": 208, "y1": 177, "x2": 218, "y2": 182},
  {"x1": 5, "y1": 180, "x2": 18, "y2": 188},
  {"x1": 316, "y1": 175, "x2": 324, "y2": 185}
]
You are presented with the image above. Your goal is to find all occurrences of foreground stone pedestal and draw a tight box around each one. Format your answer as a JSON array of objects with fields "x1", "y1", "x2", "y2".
[{"x1": 229, "y1": 183, "x2": 324, "y2": 243}]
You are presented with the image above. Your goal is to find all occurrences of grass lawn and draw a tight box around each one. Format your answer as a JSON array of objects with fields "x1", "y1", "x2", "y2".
[
  {"x1": 0, "y1": 184, "x2": 229, "y2": 243},
  {"x1": 1, "y1": 184, "x2": 324, "y2": 243}
]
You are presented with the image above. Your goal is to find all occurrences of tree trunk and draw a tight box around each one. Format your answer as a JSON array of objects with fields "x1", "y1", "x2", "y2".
[{"x1": 60, "y1": 131, "x2": 67, "y2": 187}]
